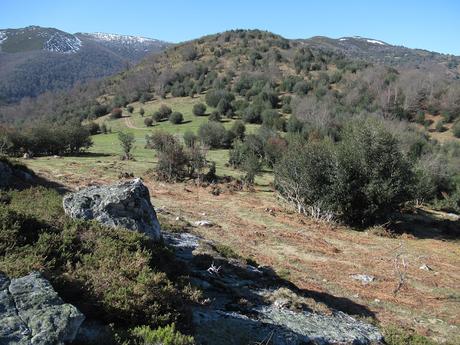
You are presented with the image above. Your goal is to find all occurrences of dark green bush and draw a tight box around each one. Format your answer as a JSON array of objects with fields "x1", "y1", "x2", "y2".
[
  {"x1": 154, "y1": 105, "x2": 173, "y2": 122},
  {"x1": 230, "y1": 120, "x2": 246, "y2": 140},
  {"x1": 415, "y1": 111, "x2": 425, "y2": 124},
  {"x1": 192, "y1": 103, "x2": 207, "y2": 116},
  {"x1": 3, "y1": 122, "x2": 93, "y2": 156},
  {"x1": 86, "y1": 122, "x2": 100, "y2": 135},
  {"x1": 383, "y1": 326, "x2": 437, "y2": 345},
  {"x1": 118, "y1": 131, "x2": 135, "y2": 160},
  {"x1": 198, "y1": 122, "x2": 228, "y2": 148},
  {"x1": 169, "y1": 112, "x2": 184, "y2": 124},
  {"x1": 262, "y1": 109, "x2": 284, "y2": 130},
  {"x1": 229, "y1": 140, "x2": 262, "y2": 185},
  {"x1": 286, "y1": 116, "x2": 304, "y2": 133},
  {"x1": 144, "y1": 118, "x2": 154, "y2": 127},
  {"x1": 275, "y1": 120, "x2": 415, "y2": 225},
  {"x1": 242, "y1": 105, "x2": 263, "y2": 124},
  {"x1": 183, "y1": 131, "x2": 198, "y2": 148},
  {"x1": 91, "y1": 104, "x2": 108, "y2": 117},
  {"x1": 333, "y1": 121, "x2": 414, "y2": 225},
  {"x1": 130, "y1": 324, "x2": 194, "y2": 345},
  {"x1": 145, "y1": 131, "x2": 177, "y2": 152},
  {"x1": 205, "y1": 89, "x2": 235, "y2": 108},
  {"x1": 208, "y1": 111, "x2": 221, "y2": 122}
]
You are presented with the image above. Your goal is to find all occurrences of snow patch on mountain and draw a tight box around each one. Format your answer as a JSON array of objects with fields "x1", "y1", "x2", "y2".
[
  {"x1": 84, "y1": 32, "x2": 161, "y2": 44},
  {"x1": 365, "y1": 39, "x2": 386, "y2": 45},
  {"x1": 44, "y1": 33, "x2": 82, "y2": 53},
  {"x1": 338, "y1": 36, "x2": 387, "y2": 46},
  {"x1": 0, "y1": 31, "x2": 7, "y2": 45}
]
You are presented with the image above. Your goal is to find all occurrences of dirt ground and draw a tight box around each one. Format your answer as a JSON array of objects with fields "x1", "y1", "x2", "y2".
[{"x1": 27, "y1": 165, "x2": 460, "y2": 344}]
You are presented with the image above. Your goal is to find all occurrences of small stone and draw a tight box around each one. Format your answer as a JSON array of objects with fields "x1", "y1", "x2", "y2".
[
  {"x1": 351, "y1": 274, "x2": 375, "y2": 284},
  {"x1": 194, "y1": 220, "x2": 213, "y2": 227},
  {"x1": 419, "y1": 264, "x2": 433, "y2": 271}
]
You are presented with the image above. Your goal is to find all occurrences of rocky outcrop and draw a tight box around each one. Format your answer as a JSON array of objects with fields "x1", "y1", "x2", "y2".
[
  {"x1": 0, "y1": 271, "x2": 84, "y2": 345},
  {"x1": 63, "y1": 178, "x2": 161, "y2": 240},
  {"x1": 0, "y1": 161, "x2": 13, "y2": 188},
  {"x1": 163, "y1": 232, "x2": 383, "y2": 345}
]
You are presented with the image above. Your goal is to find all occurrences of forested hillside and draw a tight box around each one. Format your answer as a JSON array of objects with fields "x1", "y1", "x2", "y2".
[
  {"x1": 0, "y1": 26, "x2": 170, "y2": 104},
  {"x1": 2, "y1": 29, "x2": 459, "y2": 129}
]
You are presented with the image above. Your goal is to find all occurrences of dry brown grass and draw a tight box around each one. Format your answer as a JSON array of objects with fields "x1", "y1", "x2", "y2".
[
  {"x1": 23, "y1": 165, "x2": 460, "y2": 344},
  {"x1": 418, "y1": 113, "x2": 460, "y2": 143}
]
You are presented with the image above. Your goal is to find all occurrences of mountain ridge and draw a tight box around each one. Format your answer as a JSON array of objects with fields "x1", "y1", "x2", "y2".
[
  {"x1": 1, "y1": 28, "x2": 459, "y2": 125},
  {"x1": 0, "y1": 25, "x2": 172, "y2": 105}
]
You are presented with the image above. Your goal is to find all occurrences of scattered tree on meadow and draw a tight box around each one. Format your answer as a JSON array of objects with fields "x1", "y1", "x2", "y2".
[
  {"x1": 110, "y1": 107, "x2": 123, "y2": 119},
  {"x1": 198, "y1": 122, "x2": 230, "y2": 148},
  {"x1": 169, "y1": 112, "x2": 184, "y2": 124},
  {"x1": 192, "y1": 103, "x2": 207, "y2": 116},
  {"x1": 153, "y1": 104, "x2": 172, "y2": 122},
  {"x1": 230, "y1": 120, "x2": 246, "y2": 140},
  {"x1": 118, "y1": 131, "x2": 135, "y2": 160},
  {"x1": 183, "y1": 131, "x2": 198, "y2": 148},
  {"x1": 144, "y1": 118, "x2": 154, "y2": 127}
]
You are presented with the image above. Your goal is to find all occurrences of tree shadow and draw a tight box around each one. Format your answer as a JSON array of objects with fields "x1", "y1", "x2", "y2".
[
  {"x1": 388, "y1": 208, "x2": 459, "y2": 240},
  {"x1": 7, "y1": 162, "x2": 71, "y2": 194},
  {"x1": 163, "y1": 231, "x2": 380, "y2": 344},
  {"x1": 164, "y1": 232, "x2": 376, "y2": 320},
  {"x1": 74, "y1": 152, "x2": 113, "y2": 158}
]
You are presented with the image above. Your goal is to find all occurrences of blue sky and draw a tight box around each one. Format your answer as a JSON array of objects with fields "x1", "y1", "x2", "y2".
[{"x1": 1, "y1": 0, "x2": 459, "y2": 55}]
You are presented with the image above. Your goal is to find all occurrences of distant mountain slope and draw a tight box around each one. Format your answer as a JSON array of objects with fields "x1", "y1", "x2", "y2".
[
  {"x1": 2, "y1": 29, "x2": 459, "y2": 129},
  {"x1": 0, "y1": 26, "x2": 171, "y2": 104},
  {"x1": 77, "y1": 32, "x2": 169, "y2": 61},
  {"x1": 302, "y1": 36, "x2": 460, "y2": 78}
]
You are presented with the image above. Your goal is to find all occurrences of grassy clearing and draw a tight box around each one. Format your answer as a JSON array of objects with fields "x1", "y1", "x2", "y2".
[{"x1": 25, "y1": 95, "x2": 272, "y2": 185}]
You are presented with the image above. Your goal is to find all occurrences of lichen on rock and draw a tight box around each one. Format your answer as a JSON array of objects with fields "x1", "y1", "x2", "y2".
[
  {"x1": 63, "y1": 178, "x2": 161, "y2": 240},
  {"x1": 0, "y1": 271, "x2": 84, "y2": 345}
]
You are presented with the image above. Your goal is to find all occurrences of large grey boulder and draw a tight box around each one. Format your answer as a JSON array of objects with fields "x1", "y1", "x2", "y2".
[
  {"x1": 0, "y1": 271, "x2": 84, "y2": 345},
  {"x1": 0, "y1": 161, "x2": 13, "y2": 188},
  {"x1": 63, "y1": 178, "x2": 161, "y2": 240}
]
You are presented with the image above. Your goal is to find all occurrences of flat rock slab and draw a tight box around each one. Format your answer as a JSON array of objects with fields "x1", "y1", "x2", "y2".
[
  {"x1": 164, "y1": 232, "x2": 383, "y2": 345},
  {"x1": 63, "y1": 178, "x2": 161, "y2": 240},
  {"x1": 0, "y1": 272, "x2": 84, "y2": 345}
]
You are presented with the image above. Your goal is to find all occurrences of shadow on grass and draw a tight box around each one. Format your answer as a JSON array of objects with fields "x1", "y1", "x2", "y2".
[
  {"x1": 166, "y1": 232, "x2": 377, "y2": 321},
  {"x1": 6, "y1": 159, "x2": 71, "y2": 194},
  {"x1": 389, "y1": 208, "x2": 459, "y2": 240},
  {"x1": 74, "y1": 152, "x2": 113, "y2": 158}
]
